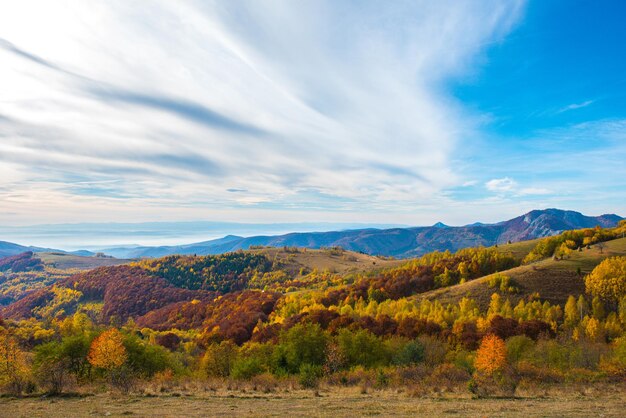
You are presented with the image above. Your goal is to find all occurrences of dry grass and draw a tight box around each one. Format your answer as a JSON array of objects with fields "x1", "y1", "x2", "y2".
[
  {"x1": 37, "y1": 252, "x2": 131, "y2": 270},
  {"x1": 250, "y1": 247, "x2": 404, "y2": 277},
  {"x1": 494, "y1": 238, "x2": 543, "y2": 262},
  {"x1": 1, "y1": 383, "x2": 624, "y2": 417}
]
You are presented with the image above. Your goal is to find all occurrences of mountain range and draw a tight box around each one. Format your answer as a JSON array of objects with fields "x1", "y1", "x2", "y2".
[
  {"x1": 95, "y1": 209, "x2": 622, "y2": 259},
  {"x1": 0, "y1": 209, "x2": 621, "y2": 259}
]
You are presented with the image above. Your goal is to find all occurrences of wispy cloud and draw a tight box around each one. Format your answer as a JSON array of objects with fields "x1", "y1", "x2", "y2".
[
  {"x1": 486, "y1": 177, "x2": 517, "y2": 193},
  {"x1": 0, "y1": 0, "x2": 526, "y2": 225},
  {"x1": 557, "y1": 100, "x2": 594, "y2": 113}
]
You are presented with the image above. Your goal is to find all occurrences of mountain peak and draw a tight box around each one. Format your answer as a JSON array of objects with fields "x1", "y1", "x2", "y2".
[{"x1": 432, "y1": 222, "x2": 448, "y2": 228}]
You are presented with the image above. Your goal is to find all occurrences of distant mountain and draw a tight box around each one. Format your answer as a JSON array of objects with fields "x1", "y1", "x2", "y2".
[
  {"x1": 0, "y1": 241, "x2": 61, "y2": 258},
  {"x1": 96, "y1": 209, "x2": 622, "y2": 259}
]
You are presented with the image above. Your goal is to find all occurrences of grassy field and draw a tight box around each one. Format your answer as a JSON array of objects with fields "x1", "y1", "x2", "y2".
[
  {"x1": 415, "y1": 237, "x2": 626, "y2": 308},
  {"x1": 37, "y1": 252, "x2": 132, "y2": 270},
  {"x1": 250, "y1": 247, "x2": 404, "y2": 277},
  {"x1": 494, "y1": 238, "x2": 543, "y2": 262},
  {"x1": 2, "y1": 384, "x2": 625, "y2": 417}
]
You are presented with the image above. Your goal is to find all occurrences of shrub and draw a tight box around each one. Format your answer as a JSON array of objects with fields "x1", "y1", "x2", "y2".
[
  {"x1": 231, "y1": 357, "x2": 264, "y2": 379},
  {"x1": 430, "y1": 363, "x2": 471, "y2": 386},
  {"x1": 202, "y1": 341, "x2": 238, "y2": 377},
  {"x1": 298, "y1": 364, "x2": 323, "y2": 388},
  {"x1": 418, "y1": 335, "x2": 448, "y2": 367},
  {"x1": 277, "y1": 323, "x2": 328, "y2": 373},
  {"x1": 123, "y1": 334, "x2": 174, "y2": 378},
  {"x1": 392, "y1": 339, "x2": 425, "y2": 366},
  {"x1": 33, "y1": 342, "x2": 71, "y2": 394},
  {"x1": 506, "y1": 335, "x2": 534, "y2": 364},
  {"x1": 337, "y1": 329, "x2": 387, "y2": 368}
]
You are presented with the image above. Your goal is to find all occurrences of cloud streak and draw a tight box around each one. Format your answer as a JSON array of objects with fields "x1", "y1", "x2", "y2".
[{"x1": 12, "y1": 1, "x2": 613, "y2": 228}]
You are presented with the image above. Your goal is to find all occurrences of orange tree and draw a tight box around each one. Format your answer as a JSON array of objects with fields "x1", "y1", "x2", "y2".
[
  {"x1": 88, "y1": 328, "x2": 127, "y2": 371},
  {"x1": 474, "y1": 334, "x2": 507, "y2": 375}
]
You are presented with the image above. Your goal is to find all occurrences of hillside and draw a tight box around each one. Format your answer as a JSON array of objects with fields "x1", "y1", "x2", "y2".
[
  {"x1": 98, "y1": 209, "x2": 622, "y2": 258},
  {"x1": 416, "y1": 236, "x2": 626, "y2": 308},
  {"x1": 0, "y1": 247, "x2": 401, "y2": 321},
  {"x1": 0, "y1": 252, "x2": 131, "y2": 306},
  {"x1": 0, "y1": 240, "x2": 61, "y2": 257},
  {"x1": 2, "y1": 223, "x2": 623, "y2": 328}
]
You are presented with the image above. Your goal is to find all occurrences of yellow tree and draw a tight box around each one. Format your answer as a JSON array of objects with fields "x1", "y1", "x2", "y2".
[
  {"x1": 88, "y1": 329, "x2": 127, "y2": 370},
  {"x1": 0, "y1": 330, "x2": 29, "y2": 394},
  {"x1": 474, "y1": 334, "x2": 507, "y2": 375},
  {"x1": 585, "y1": 257, "x2": 626, "y2": 307},
  {"x1": 564, "y1": 295, "x2": 578, "y2": 328}
]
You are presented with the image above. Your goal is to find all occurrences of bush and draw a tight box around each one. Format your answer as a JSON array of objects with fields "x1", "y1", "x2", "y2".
[
  {"x1": 33, "y1": 342, "x2": 71, "y2": 394},
  {"x1": 202, "y1": 341, "x2": 238, "y2": 377},
  {"x1": 231, "y1": 357, "x2": 264, "y2": 379},
  {"x1": 276, "y1": 323, "x2": 328, "y2": 373},
  {"x1": 337, "y1": 329, "x2": 387, "y2": 368},
  {"x1": 418, "y1": 335, "x2": 448, "y2": 367},
  {"x1": 392, "y1": 340, "x2": 425, "y2": 366},
  {"x1": 298, "y1": 364, "x2": 323, "y2": 388},
  {"x1": 506, "y1": 335, "x2": 534, "y2": 364},
  {"x1": 123, "y1": 334, "x2": 175, "y2": 378}
]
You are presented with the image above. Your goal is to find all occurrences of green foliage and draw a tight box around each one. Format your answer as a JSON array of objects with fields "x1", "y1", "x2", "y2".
[
  {"x1": 392, "y1": 339, "x2": 425, "y2": 366},
  {"x1": 231, "y1": 357, "x2": 264, "y2": 379},
  {"x1": 134, "y1": 252, "x2": 273, "y2": 292},
  {"x1": 612, "y1": 336, "x2": 626, "y2": 368},
  {"x1": 505, "y1": 335, "x2": 534, "y2": 363},
  {"x1": 298, "y1": 363, "x2": 323, "y2": 388},
  {"x1": 522, "y1": 339, "x2": 608, "y2": 372},
  {"x1": 276, "y1": 323, "x2": 328, "y2": 373},
  {"x1": 122, "y1": 334, "x2": 175, "y2": 378},
  {"x1": 337, "y1": 329, "x2": 386, "y2": 368}
]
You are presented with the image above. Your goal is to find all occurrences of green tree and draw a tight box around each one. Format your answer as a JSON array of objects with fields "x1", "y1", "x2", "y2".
[
  {"x1": 276, "y1": 323, "x2": 328, "y2": 373},
  {"x1": 337, "y1": 329, "x2": 387, "y2": 368}
]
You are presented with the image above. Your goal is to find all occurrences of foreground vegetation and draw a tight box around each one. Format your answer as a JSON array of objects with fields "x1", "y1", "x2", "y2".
[{"x1": 0, "y1": 222, "x2": 624, "y2": 412}]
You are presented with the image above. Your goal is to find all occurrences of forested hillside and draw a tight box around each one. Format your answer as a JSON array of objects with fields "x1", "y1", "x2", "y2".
[{"x1": 0, "y1": 221, "x2": 625, "y2": 397}]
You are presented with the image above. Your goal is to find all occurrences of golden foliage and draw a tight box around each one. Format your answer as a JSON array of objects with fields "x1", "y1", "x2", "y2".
[
  {"x1": 88, "y1": 328, "x2": 127, "y2": 370},
  {"x1": 0, "y1": 329, "x2": 29, "y2": 392},
  {"x1": 585, "y1": 257, "x2": 626, "y2": 304},
  {"x1": 474, "y1": 334, "x2": 507, "y2": 375}
]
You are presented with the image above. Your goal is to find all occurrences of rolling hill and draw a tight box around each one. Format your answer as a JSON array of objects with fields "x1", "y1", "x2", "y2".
[
  {"x1": 98, "y1": 209, "x2": 622, "y2": 258},
  {"x1": 416, "y1": 236, "x2": 626, "y2": 308},
  {"x1": 1, "y1": 221, "x2": 624, "y2": 353}
]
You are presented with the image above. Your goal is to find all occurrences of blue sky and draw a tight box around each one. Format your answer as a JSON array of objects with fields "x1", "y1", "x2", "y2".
[{"x1": 0, "y1": 0, "x2": 624, "y2": 229}]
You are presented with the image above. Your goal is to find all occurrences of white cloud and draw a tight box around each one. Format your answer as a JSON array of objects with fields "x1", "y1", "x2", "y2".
[
  {"x1": 557, "y1": 100, "x2": 594, "y2": 113},
  {"x1": 518, "y1": 187, "x2": 552, "y2": 196},
  {"x1": 0, "y1": 0, "x2": 526, "y2": 224},
  {"x1": 485, "y1": 177, "x2": 518, "y2": 193}
]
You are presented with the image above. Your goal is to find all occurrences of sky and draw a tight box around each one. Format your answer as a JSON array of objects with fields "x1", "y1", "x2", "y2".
[{"x1": 0, "y1": 0, "x2": 625, "y2": 236}]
